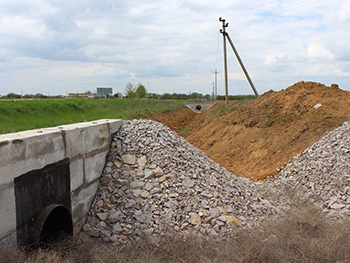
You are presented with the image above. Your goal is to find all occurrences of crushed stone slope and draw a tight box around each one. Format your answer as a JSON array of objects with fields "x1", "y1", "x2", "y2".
[{"x1": 84, "y1": 118, "x2": 350, "y2": 246}]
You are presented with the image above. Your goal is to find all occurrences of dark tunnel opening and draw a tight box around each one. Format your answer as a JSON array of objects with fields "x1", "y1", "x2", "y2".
[{"x1": 36, "y1": 205, "x2": 73, "y2": 247}]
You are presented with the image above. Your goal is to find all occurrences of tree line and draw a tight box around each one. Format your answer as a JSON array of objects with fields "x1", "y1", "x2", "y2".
[{"x1": 1, "y1": 82, "x2": 255, "y2": 101}]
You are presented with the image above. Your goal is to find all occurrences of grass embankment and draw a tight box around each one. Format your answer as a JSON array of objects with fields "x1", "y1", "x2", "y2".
[{"x1": 0, "y1": 99, "x2": 184, "y2": 134}]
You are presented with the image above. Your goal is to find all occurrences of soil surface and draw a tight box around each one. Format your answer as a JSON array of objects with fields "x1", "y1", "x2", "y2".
[{"x1": 148, "y1": 81, "x2": 350, "y2": 180}]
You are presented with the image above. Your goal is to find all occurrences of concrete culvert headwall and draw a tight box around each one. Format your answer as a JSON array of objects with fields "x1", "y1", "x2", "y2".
[
  {"x1": 0, "y1": 119, "x2": 123, "y2": 247},
  {"x1": 186, "y1": 103, "x2": 215, "y2": 113}
]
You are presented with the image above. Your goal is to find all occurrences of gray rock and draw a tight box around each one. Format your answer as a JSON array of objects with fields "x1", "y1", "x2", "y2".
[
  {"x1": 121, "y1": 154, "x2": 136, "y2": 164},
  {"x1": 130, "y1": 180, "x2": 145, "y2": 188},
  {"x1": 133, "y1": 210, "x2": 152, "y2": 224},
  {"x1": 85, "y1": 119, "x2": 350, "y2": 246},
  {"x1": 144, "y1": 169, "x2": 155, "y2": 179}
]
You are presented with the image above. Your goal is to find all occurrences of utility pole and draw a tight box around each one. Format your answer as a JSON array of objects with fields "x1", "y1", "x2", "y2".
[
  {"x1": 215, "y1": 69, "x2": 217, "y2": 99},
  {"x1": 219, "y1": 17, "x2": 259, "y2": 104},
  {"x1": 225, "y1": 32, "x2": 259, "y2": 97},
  {"x1": 212, "y1": 82, "x2": 215, "y2": 100},
  {"x1": 219, "y1": 17, "x2": 229, "y2": 107}
]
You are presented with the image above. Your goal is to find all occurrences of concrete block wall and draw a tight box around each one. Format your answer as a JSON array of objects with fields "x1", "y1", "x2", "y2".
[{"x1": 0, "y1": 119, "x2": 122, "y2": 245}]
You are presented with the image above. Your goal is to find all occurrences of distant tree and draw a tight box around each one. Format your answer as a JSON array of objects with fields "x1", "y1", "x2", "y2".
[
  {"x1": 35, "y1": 93, "x2": 47, "y2": 98},
  {"x1": 174, "y1": 93, "x2": 188, "y2": 100},
  {"x1": 125, "y1": 82, "x2": 136, "y2": 98},
  {"x1": 159, "y1": 93, "x2": 171, "y2": 100},
  {"x1": 23, "y1": 94, "x2": 34, "y2": 99},
  {"x1": 6, "y1": 93, "x2": 22, "y2": 99},
  {"x1": 188, "y1": 92, "x2": 203, "y2": 100},
  {"x1": 135, "y1": 83, "x2": 147, "y2": 98},
  {"x1": 147, "y1": 93, "x2": 158, "y2": 99}
]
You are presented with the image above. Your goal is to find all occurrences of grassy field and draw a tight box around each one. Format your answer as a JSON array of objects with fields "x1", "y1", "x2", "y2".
[{"x1": 0, "y1": 98, "x2": 184, "y2": 134}]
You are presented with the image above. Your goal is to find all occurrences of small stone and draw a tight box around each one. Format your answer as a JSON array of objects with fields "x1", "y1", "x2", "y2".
[
  {"x1": 145, "y1": 182, "x2": 154, "y2": 191},
  {"x1": 143, "y1": 228, "x2": 154, "y2": 235},
  {"x1": 144, "y1": 169, "x2": 155, "y2": 179},
  {"x1": 330, "y1": 203, "x2": 346, "y2": 209},
  {"x1": 141, "y1": 190, "x2": 150, "y2": 198},
  {"x1": 108, "y1": 210, "x2": 125, "y2": 223},
  {"x1": 154, "y1": 167, "x2": 164, "y2": 176},
  {"x1": 125, "y1": 199, "x2": 136, "y2": 208},
  {"x1": 206, "y1": 228, "x2": 218, "y2": 236},
  {"x1": 134, "y1": 210, "x2": 152, "y2": 224},
  {"x1": 218, "y1": 215, "x2": 240, "y2": 225},
  {"x1": 149, "y1": 187, "x2": 162, "y2": 195},
  {"x1": 116, "y1": 179, "x2": 128, "y2": 186},
  {"x1": 150, "y1": 205, "x2": 158, "y2": 211},
  {"x1": 113, "y1": 160, "x2": 122, "y2": 168},
  {"x1": 96, "y1": 212, "x2": 109, "y2": 221},
  {"x1": 121, "y1": 154, "x2": 136, "y2": 164},
  {"x1": 159, "y1": 175, "x2": 167, "y2": 183},
  {"x1": 138, "y1": 156, "x2": 147, "y2": 166},
  {"x1": 149, "y1": 164, "x2": 157, "y2": 169},
  {"x1": 130, "y1": 180, "x2": 145, "y2": 188},
  {"x1": 104, "y1": 167, "x2": 112, "y2": 174},
  {"x1": 190, "y1": 214, "x2": 201, "y2": 225},
  {"x1": 313, "y1": 103, "x2": 322, "y2": 109},
  {"x1": 129, "y1": 170, "x2": 137, "y2": 176},
  {"x1": 87, "y1": 228, "x2": 100, "y2": 237},
  {"x1": 169, "y1": 192, "x2": 179, "y2": 197},
  {"x1": 113, "y1": 223, "x2": 123, "y2": 234},
  {"x1": 133, "y1": 189, "x2": 141, "y2": 197},
  {"x1": 96, "y1": 221, "x2": 107, "y2": 229}
]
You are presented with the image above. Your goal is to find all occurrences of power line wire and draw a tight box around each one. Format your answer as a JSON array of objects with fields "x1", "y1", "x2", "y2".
[
  {"x1": 225, "y1": 0, "x2": 280, "y2": 17},
  {"x1": 223, "y1": 0, "x2": 325, "y2": 28}
]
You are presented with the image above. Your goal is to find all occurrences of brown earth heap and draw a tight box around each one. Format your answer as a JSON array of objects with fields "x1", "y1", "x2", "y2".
[{"x1": 149, "y1": 81, "x2": 350, "y2": 180}]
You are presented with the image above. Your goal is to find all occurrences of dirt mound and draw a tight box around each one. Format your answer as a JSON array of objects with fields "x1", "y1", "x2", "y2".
[{"x1": 148, "y1": 81, "x2": 350, "y2": 180}]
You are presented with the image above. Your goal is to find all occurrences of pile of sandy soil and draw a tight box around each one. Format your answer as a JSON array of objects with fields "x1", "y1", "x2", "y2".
[{"x1": 148, "y1": 81, "x2": 350, "y2": 180}]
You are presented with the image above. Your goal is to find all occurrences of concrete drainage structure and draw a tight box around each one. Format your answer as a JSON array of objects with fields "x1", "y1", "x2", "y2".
[
  {"x1": 186, "y1": 103, "x2": 215, "y2": 113},
  {"x1": 0, "y1": 119, "x2": 122, "y2": 247}
]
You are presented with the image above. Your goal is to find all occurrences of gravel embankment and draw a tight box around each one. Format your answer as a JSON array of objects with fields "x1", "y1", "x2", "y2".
[
  {"x1": 265, "y1": 121, "x2": 350, "y2": 220},
  {"x1": 83, "y1": 120, "x2": 350, "y2": 246}
]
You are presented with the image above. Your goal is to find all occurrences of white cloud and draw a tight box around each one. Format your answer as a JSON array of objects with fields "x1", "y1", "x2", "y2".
[
  {"x1": 307, "y1": 43, "x2": 335, "y2": 60},
  {"x1": 338, "y1": 0, "x2": 350, "y2": 22},
  {"x1": 0, "y1": 0, "x2": 349, "y2": 96}
]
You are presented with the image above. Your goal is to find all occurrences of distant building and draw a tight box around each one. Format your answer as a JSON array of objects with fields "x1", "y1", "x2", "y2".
[{"x1": 96, "y1": 87, "x2": 113, "y2": 97}]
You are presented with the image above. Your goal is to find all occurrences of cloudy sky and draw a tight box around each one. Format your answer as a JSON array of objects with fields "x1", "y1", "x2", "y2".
[{"x1": 0, "y1": 0, "x2": 349, "y2": 96}]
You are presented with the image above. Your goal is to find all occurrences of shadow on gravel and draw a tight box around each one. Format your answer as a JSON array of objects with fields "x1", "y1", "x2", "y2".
[{"x1": 1, "y1": 203, "x2": 350, "y2": 263}]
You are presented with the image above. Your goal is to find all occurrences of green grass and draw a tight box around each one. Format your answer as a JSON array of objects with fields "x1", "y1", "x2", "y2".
[{"x1": 0, "y1": 98, "x2": 184, "y2": 134}]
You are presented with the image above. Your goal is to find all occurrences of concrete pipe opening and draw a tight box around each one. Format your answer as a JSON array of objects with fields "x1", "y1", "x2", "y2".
[
  {"x1": 196, "y1": 105, "x2": 202, "y2": 111},
  {"x1": 35, "y1": 204, "x2": 73, "y2": 247}
]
